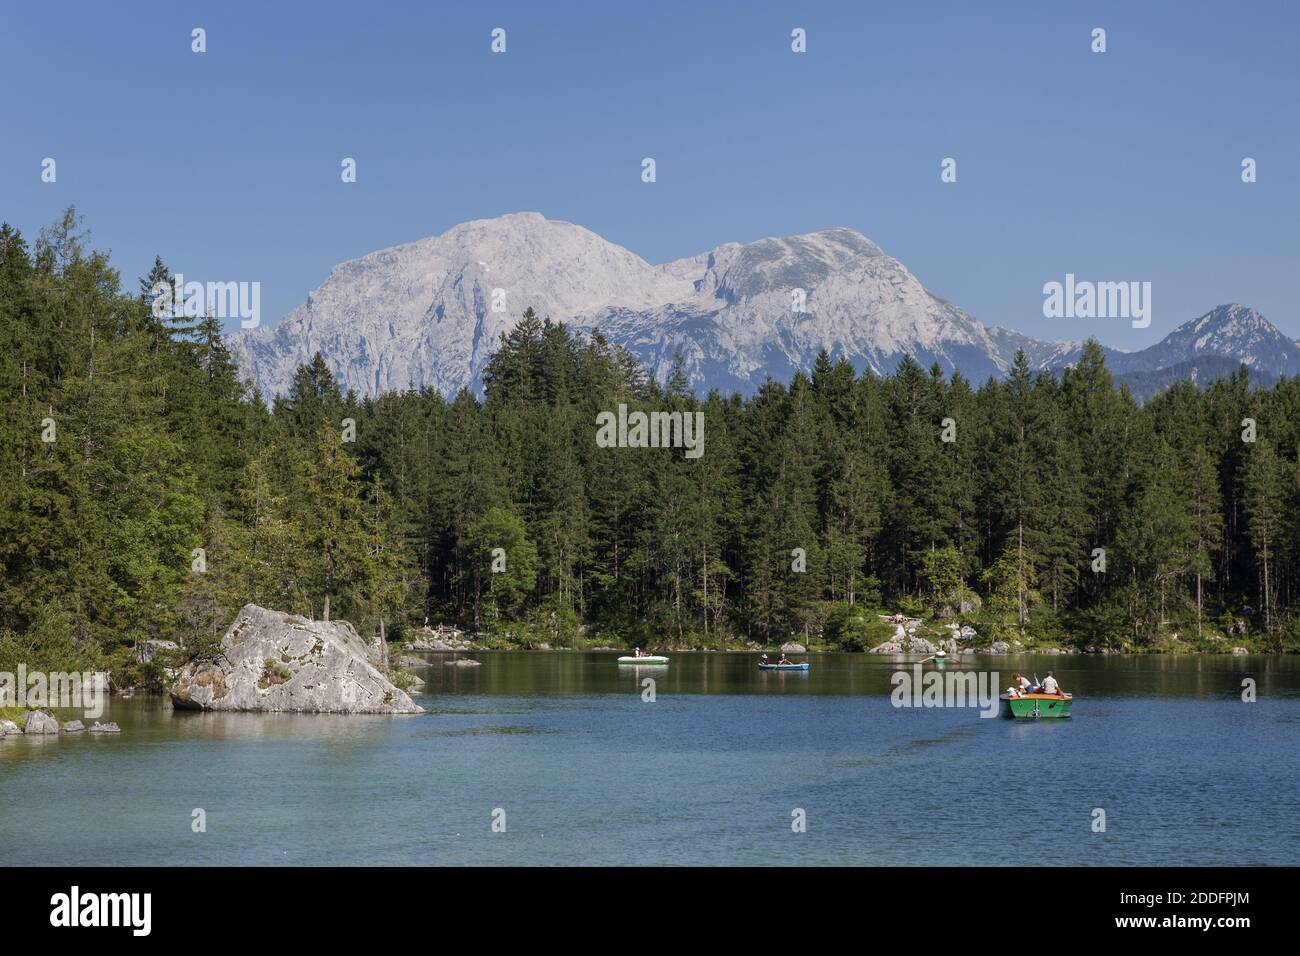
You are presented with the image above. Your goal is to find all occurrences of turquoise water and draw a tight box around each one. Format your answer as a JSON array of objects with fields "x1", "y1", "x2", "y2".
[{"x1": 2, "y1": 652, "x2": 1297, "y2": 865}]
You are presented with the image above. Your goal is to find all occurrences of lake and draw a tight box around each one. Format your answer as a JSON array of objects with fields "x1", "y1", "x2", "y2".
[{"x1": 2, "y1": 652, "x2": 1297, "y2": 866}]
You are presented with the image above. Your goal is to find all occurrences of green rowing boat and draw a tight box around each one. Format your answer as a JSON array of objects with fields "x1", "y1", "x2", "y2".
[{"x1": 999, "y1": 692, "x2": 1072, "y2": 719}]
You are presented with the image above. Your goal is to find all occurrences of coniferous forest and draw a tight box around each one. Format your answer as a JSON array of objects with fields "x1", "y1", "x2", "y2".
[{"x1": 3, "y1": 211, "x2": 1300, "y2": 681}]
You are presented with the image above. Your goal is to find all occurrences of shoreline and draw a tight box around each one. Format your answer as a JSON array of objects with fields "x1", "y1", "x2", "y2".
[{"x1": 398, "y1": 646, "x2": 1287, "y2": 657}]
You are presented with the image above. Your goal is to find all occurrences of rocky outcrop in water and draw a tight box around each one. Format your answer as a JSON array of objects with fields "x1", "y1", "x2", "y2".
[
  {"x1": 22, "y1": 710, "x2": 59, "y2": 734},
  {"x1": 170, "y1": 605, "x2": 422, "y2": 714},
  {"x1": 873, "y1": 637, "x2": 940, "y2": 655},
  {"x1": 408, "y1": 624, "x2": 477, "y2": 651},
  {"x1": 869, "y1": 617, "x2": 938, "y2": 654}
]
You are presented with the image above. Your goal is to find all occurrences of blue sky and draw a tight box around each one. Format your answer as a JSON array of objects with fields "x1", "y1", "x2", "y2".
[{"x1": 2, "y1": 0, "x2": 1297, "y2": 348}]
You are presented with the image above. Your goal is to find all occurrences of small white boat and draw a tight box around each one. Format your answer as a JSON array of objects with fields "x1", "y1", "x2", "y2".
[{"x1": 617, "y1": 655, "x2": 669, "y2": 665}]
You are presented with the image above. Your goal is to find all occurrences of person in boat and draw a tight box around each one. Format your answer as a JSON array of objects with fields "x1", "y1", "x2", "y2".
[
  {"x1": 1040, "y1": 671, "x2": 1063, "y2": 696},
  {"x1": 760, "y1": 654, "x2": 770, "y2": 665},
  {"x1": 777, "y1": 653, "x2": 792, "y2": 665},
  {"x1": 633, "y1": 647, "x2": 644, "y2": 658},
  {"x1": 1011, "y1": 672, "x2": 1032, "y2": 696}
]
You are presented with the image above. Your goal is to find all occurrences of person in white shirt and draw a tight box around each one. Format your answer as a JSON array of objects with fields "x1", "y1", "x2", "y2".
[
  {"x1": 1041, "y1": 671, "x2": 1062, "y2": 695},
  {"x1": 1011, "y1": 672, "x2": 1032, "y2": 696}
]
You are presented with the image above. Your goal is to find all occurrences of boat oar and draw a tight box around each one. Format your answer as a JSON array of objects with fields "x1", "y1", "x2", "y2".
[{"x1": 918, "y1": 655, "x2": 935, "y2": 664}]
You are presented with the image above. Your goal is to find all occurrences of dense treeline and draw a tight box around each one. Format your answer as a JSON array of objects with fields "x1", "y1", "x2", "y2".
[{"x1": 2, "y1": 211, "x2": 1299, "y2": 677}]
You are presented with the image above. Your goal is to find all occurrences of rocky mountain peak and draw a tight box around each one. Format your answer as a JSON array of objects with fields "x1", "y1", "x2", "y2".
[{"x1": 228, "y1": 215, "x2": 1294, "y2": 401}]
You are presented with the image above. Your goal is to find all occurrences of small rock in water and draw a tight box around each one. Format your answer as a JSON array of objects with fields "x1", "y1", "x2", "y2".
[
  {"x1": 0, "y1": 719, "x2": 21, "y2": 736},
  {"x1": 23, "y1": 710, "x2": 59, "y2": 734},
  {"x1": 446, "y1": 659, "x2": 482, "y2": 667},
  {"x1": 89, "y1": 721, "x2": 121, "y2": 734},
  {"x1": 61, "y1": 720, "x2": 86, "y2": 733}
]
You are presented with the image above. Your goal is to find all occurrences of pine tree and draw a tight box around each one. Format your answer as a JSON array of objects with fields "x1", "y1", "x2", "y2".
[
  {"x1": 298, "y1": 423, "x2": 371, "y2": 623},
  {"x1": 1243, "y1": 438, "x2": 1285, "y2": 635}
]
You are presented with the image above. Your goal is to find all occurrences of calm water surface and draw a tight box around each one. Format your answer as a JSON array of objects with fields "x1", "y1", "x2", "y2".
[{"x1": 3, "y1": 652, "x2": 1297, "y2": 865}]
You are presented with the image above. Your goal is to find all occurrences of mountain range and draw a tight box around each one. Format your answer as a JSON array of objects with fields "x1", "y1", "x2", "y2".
[{"x1": 229, "y1": 213, "x2": 1299, "y2": 401}]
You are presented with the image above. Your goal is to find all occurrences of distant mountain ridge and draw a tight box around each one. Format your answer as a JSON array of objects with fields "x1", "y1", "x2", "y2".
[
  {"x1": 228, "y1": 213, "x2": 1294, "y2": 399},
  {"x1": 1106, "y1": 304, "x2": 1300, "y2": 378},
  {"x1": 1114, "y1": 356, "x2": 1280, "y2": 403}
]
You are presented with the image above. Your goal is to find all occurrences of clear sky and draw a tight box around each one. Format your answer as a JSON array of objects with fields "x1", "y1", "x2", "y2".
[{"x1": 2, "y1": 0, "x2": 1297, "y2": 348}]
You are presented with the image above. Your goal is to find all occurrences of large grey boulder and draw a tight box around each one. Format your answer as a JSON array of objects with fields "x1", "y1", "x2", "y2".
[
  {"x1": 0, "y1": 719, "x2": 20, "y2": 736},
  {"x1": 61, "y1": 720, "x2": 86, "y2": 733},
  {"x1": 23, "y1": 710, "x2": 59, "y2": 734},
  {"x1": 780, "y1": 642, "x2": 806, "y2": 654},
  {"x1": 170, "y1": 605, "x2": 422, "y2": 714}
]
